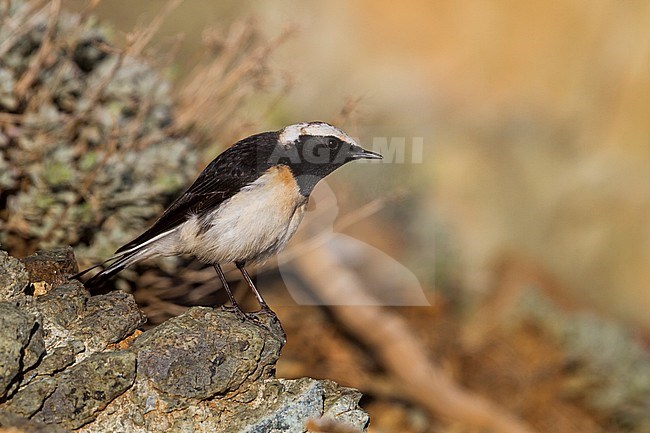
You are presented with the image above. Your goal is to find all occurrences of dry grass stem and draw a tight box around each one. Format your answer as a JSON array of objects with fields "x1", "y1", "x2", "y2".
[
  {"x1": 0, "y1": 0, "x2": 48, "y2": 57},
  {"x1": 126, "y1": 0, "x2": 181, "y2": 58},
  {"x1": 175, "y1": 19, "x2": 295, "y2": 149}
]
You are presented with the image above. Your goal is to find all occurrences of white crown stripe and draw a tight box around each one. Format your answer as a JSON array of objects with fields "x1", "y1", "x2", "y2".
[{"x1": 278, "y1": 122, "x2": 358, "y2": 146}]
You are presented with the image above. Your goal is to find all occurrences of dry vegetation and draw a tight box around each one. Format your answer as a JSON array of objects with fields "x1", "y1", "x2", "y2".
[{"x1": 0, "y1": 0, "x2": 289, "y2": 283}]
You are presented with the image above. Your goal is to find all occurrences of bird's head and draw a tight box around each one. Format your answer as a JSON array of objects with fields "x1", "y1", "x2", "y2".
[{"x1": 266, "y1": 122, "x2": 382, "y2": 195}]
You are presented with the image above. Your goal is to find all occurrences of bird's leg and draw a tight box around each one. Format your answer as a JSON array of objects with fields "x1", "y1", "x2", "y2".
[
  {"x1": 235, "y1": 261, "x2": 273, "y2": 313},
  {"x1": 213, "y1": 264, "x2": 246, "y2": 321},
  {"x1": 235, "y1": 261, "x2": 285, "y2": 344}
]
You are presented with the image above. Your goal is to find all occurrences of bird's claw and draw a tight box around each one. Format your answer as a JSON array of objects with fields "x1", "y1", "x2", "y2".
[
  {"x1": 246, "y1": 308, "x2": 286, "y2": 345},
  {"x1": 220, "y1": 304, "x2": 247, "y2": 322}
]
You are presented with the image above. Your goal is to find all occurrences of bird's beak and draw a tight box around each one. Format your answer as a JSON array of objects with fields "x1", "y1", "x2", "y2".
[{"x1": 349, "y1": 145, "x2": 383, "y2": 160}]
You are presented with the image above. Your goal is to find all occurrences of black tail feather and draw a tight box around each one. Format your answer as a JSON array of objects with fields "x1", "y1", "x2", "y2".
[
  {"x1": 71, "y1": 261, "x2": 108, "y2": 280},
  {"x1": 71, "y1": 252, "x2": 136, "y2": 290}
]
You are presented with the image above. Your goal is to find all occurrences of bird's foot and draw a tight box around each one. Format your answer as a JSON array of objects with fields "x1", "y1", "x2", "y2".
[
  {"x1": 219, "y1": 304, "x2": 285, "y2": 345},
  {"x1": 220, "y1": 304, "x2": 247, "y2": 322},
  {"x1": 247, "y1": 308, "x2": 286, "y2": 346}
]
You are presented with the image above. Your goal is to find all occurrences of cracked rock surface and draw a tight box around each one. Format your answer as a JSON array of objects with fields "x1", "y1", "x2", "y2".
[{"x1": 0, "y1": 248, "x2": 369, "y2": 432}]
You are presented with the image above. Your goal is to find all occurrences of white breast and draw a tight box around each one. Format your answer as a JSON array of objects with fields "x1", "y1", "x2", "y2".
[{"x1": 175, "y1": 166, "x2": 306, "y2": 265}]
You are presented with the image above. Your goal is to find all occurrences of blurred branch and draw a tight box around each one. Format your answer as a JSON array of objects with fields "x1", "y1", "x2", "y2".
[
  {"x1": 293, "y1": 245, "x2": 537, "y2": 433},
  {"x1": 330, "y1": 95, "x2": 365, "y2": 127}
]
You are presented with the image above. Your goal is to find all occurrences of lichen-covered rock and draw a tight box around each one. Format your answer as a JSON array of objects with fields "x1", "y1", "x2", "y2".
[
  {"x1": 0, "y1": 247, "x2": 369, "y2": 432},
  {"x1": 0, "y1": 412, "x2": 70, "y2": 433},
  {"x1": 2, "y1": 377, "x2": 58, "y2": 419},
  {"x1": 73, "y1": 291, "x2": 145, "y2": 352},
  {"x1": 217, "y1": 378, "x2": 369, "y2": 433},
  {"x1": 33, "y1": 351, "x2": 137, "y2": 430},
  {"x1": 15, "y1": 248, "x2": 146, "y2": 357},
  {"x1": 29, "y1": 341, "x2": 83, "y2": 378},
  {"x1": 322, "y1": 379, "x2": 370, "y2": 427},
  {"x1": 0, "y1": 302, "x2": 44, "y2": 398},
  {"x1": 0, "y1": 247, "x2": 144, "y2": 416},
  {"x1": 75, "y1": 307, "x2": 369, "y2": 433},
  {"x1": 24, "y1": 280, "x2": 146, "y2": 358},
  {"x1": 83, "y1": 377, "x2": 368, "y2": 433},
  {"x1": 134, "y1": 307, "x2": 283, "y2": 404},
  {"x1": 32, "y1": 283, "x2": 89, "y2": 329},
  {"x1": 0, "y1": 250, "x2": 30, "y2": 301}
]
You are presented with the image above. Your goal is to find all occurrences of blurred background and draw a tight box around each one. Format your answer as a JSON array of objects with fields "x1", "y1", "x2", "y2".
[{"x1": 2, "y1": 1, "x2": 649, "y2": 432}]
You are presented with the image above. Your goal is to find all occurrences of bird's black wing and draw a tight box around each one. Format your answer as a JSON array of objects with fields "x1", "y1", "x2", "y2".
[{"x1": 115, "y1": 134, "x2": 274, "y2": 254}]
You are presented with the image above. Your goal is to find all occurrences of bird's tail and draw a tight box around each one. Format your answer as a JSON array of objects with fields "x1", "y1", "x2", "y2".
[{"x1": 72, "y1": 250, "x2": 140, "y2": 290}]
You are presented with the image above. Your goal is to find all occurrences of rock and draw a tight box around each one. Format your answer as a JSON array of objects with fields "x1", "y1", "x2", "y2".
[
  {"x1": 28, "y1": 280, "x2": 145, "y2": 356},
  {"x1": 0, "y1": 248, "x2": 369, "y2": 432},
  {"x1": 2, "y1": 377, "x2": 57, "y2": 418},
  {"x1": 33, "y1": 283, "x2": 89, "y2": 328},
  {"x1": 73, "y1": 291, "x2": 145, "y2": 352},
  {"x1": 0, "y1": 412, "x2": 71, "y2": 433},
  {"x1": 0, "y1": 303, "x2": 44, "y2": 398},
  {"x1": 0, "y1": 250, "x2": 30, "y2": 301},
  {"x1": 78, "y1": 371, "x2": 368, "y2": 433},
  {"x1": 20, "y1": 247, "x2": 79, "y2": 288},
  {"x1": 133, "y1": 307, "x2": 283, "y2": 405},
  {"x1": 215, "y1": 378, "x2": 369, "y2": 433},
  {"x1": 30, "y1": 342, "x2": 81, "y2": 377},
  {"x1": 33, "y1": 351, "x2": 137, "y2": 430},
  {"x1": 322, "y1": 380, "x2": 370, "y2": 427}
]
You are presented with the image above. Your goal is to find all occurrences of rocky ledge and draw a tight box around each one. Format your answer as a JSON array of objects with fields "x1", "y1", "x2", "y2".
[{"x1": 0, "y1": 247, "x2": 368, "y2": 432}]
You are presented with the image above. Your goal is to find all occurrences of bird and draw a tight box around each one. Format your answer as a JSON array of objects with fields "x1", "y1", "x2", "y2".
[{"x1": 74, "y1": 121, "x2": 382, "y2": 318}]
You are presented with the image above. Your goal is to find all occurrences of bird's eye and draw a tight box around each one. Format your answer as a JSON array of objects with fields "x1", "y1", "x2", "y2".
[{"x1": 327, "y1": 138, "x2": 338, "y2": 148}]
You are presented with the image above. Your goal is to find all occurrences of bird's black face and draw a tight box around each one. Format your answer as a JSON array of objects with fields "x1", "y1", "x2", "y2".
[
  {"x1": 268, "y1": 134, "x2": 382, "y2": 196},
  {"x1": 293, "y1": 135, "x2": 381, "y2": 167}
]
